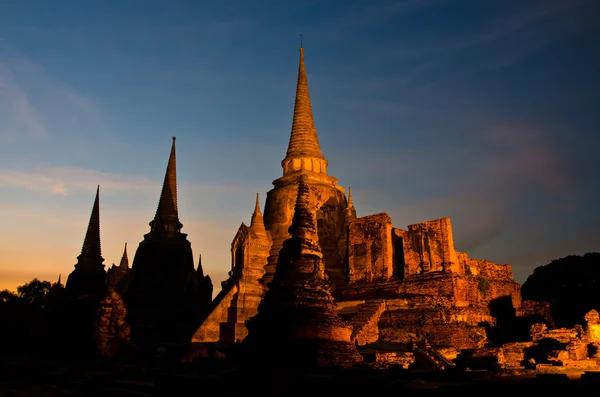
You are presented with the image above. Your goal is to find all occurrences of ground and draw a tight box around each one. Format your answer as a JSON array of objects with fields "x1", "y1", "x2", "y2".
[{"x1": 1, "y1": 353, "x2": 599, "y2": 396}]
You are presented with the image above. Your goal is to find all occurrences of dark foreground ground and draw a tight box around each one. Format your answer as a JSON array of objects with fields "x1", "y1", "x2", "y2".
[{"x1": 1, "y1": 354, "x2": 599, "y2": 397}]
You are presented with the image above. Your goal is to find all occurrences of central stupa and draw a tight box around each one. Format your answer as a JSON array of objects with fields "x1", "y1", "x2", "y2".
[{"x1": 243, "y1": 176, "x2": 363, "y2": 368}]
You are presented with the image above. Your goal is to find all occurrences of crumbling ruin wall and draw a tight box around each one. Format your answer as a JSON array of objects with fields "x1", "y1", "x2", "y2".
[
  {"x1": 452, "y1": 253, "x2": 522, "y2": 307},
  {"x1": 403, "y1": 218, "x2": 460, "y2": 276},
  {"x1": 378, "y1": 303, "x2": 489, "y2": 350},
  {"x1": 459, "y1": 253, "x2": 514, "y2": 282},
  {"x1": 452, "y1": 275, "x2": 522, "y2": 308},
  {"x1": 347, "y1": 213, "x2": 394, "y2": 285},
  {"x1": 397, "y1": 273, "x2": 459, "y2": 299},
  {"x1": 586, "y1": 310, "x2": 600, "y2": 344},
  {"x1": 517, "y1": 300, "x2": 553, "y2": 325}
]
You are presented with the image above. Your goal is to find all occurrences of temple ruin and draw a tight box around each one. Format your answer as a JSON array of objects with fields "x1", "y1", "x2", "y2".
[{"x1": 190, "y1": 45, "x2": 556, "y2": 366}]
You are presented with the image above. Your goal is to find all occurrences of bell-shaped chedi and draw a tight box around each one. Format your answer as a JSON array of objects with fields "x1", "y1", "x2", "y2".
[
  {"x1": 94, "y1": 285, "x2": 132, "y2": 359},
  {"x1": 262, "y1": 45, "x2": 350, "y2": 297},
  {"x1": 124, "y1": 137, "x2": 213, "y2": 359},
  {"x1": 243, "y1": 176, "x2": 363, "y2": 368},
  {"x1": 95, "y1": 243, "x2": 133, "y2": 359},
  {"x1": 65, "y1": 185, "x2": 107, "y2": 301},
  {"x1": 62, "y1": 186, "x2": 107, "y2": 356},
  {"x1": 106, "y1": 243, "x2": 132, "y2": 294},
  {"x1": 195, "y1": 254, "x2": 213, "y2": 316}
]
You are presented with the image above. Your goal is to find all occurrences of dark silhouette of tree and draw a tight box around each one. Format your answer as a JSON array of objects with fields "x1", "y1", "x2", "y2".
[
  {"x1": 0, "y1": 289, "x2": 21, "y2": 303},
  {"x1": 521, "y1": 252, "x2": 600, "y2": 328},
  {"x1": 0, "y1": 278, "x2": 55, "y2": 355},
  {"x1": 16, "y1": 278, "x2": 52, "y2": 306}
]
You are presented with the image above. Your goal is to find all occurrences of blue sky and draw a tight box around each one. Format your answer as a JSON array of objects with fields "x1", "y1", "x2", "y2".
[{"x1": 0, "y1": 0, "x2": 598, "y2": 290}]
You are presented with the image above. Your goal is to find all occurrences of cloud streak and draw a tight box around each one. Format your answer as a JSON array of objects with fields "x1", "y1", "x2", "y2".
[
  {"x1": 0, "y1": 63, "x2": 46, "y2": 138},
  {"x1": 0, "y1": 43, "x2": 102, "y2": 141}
]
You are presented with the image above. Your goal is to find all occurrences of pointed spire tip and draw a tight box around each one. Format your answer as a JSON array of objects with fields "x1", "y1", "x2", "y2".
[
  {"x1": 151, "y1": 136, "x2": 181, "y2": 232},
  {"x1": 283, "y1": 39, "x2": 325, "y2": 165}
]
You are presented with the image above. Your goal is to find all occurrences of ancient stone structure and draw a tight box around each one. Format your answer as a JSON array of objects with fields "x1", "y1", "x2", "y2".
[
  {"x1": 124, "y1": 137, "x2": 213, "y2": 359},
  {"x1": 242, "y1": 176, "x2": 363, "y2": 368},
  {"x1": 62, "y1": 186, "x2": 108, "y2": 355},
  {"x1": 340, "y1": 216, "x2": 527, "y2": 351},
  {"x1": 94, "y1": 285, "x2": 131, "y2": 359},
  {"x1": 262, "y1": 45, "x2": 349, "y2": 296},
  {"x1": 65, "y1": 186, "x2": 107, "y2": 301},
  {"x1": 105, "y1": 243, "x2": 132, "y2": 294},
  {"x1": 195, "y1": 254, "x2": 214, "y2": 318},
  {"x1": 455, "y1": 309, "x2": 600, "y2": 375},
  {"x1": 94, "y1": 243, "x2": 133, "y2": 358},
  {"x1": 192, "y1": 45, "x2": 350, "y2": 345},
  {"x1": 191, "y1": 45, "x2": 550, "y2": 364},
  {"x1": 192, "y1": 194, "x2": 270, "y2": 343}
]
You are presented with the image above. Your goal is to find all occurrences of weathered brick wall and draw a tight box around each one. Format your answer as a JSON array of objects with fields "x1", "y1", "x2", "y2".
[
  {"x1": 586, "y1": 310, "x2": 600, "y2": 344},
  {"x1": 530, "y1": 323, "x2": 579, "y2": 343},
  {"x1": 502, "y1": 342, "x2": 534, "y2": 367},
  {"x1": 347, "y1": 213, "x2": 394, "y2": 285},
  {"x1": 378, "y1": 306, "x2": 489, "y2": 350},
  {"x1": 231, "y1": 229, "x2": 271, "y2": 316},
  {"x1": 381, "y1": 304, "x2": 492, "y2": 327},
  {"x1": 458, "y1": 252, "x2": 515, "y2": 282},
  {"x1": 404, "y1": 218, "x2": 460, "y2": 276},
  {"x1": 517, "y1": 300, "x2": 552, "y2": 323},
  {"x1": 453, "y1": 275, "x2": 522, "y2": 308},
  {"x1": 397, "y1": 273, "x2": 459, "y2": 298}
]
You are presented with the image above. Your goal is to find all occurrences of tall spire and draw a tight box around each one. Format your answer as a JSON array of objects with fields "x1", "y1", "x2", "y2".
[
  {"x1": 150, "y1": 137, "x2": 182, "y2": 233},
  {"x1": 282, "y1": 44, "x2": 326, "y2": 174},
  {"x1": 250, "y1": 193, "x2": 265, "y2": 230},
  {"x1": 197, "y1": 254, "x2": 204, "y2": 277},
  {"x1": 288, "y1": 175, "x2": 321, "y2": 258},
  {"x1": 56, "y1": 274, "x2": 62, "y2": 286},
  {"x1": 119, "y1": 243, "x2": 129, "y2": 268},
  {"x1": 345, "y1": 186, "x2": 357, "y2": 220},
  {"x1": 347, "y1": 186, "x2": 354, "y2": 207},
  {"x1": 79, "y1": 185, "x2": 103, "y2": 262}
]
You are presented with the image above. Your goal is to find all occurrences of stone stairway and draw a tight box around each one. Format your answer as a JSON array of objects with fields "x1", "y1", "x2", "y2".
[
  {"x1": 350, "y1": 300, "x2": 387, "y2": 346},
  {"x1": 412, "y1": 341, "x2": 455, "y2": 370}
]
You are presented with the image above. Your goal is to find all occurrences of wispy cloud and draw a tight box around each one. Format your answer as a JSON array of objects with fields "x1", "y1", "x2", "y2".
[
  {"x1": 0, "y1": 165, "x2": 155, "y2": 196},
  {"x1": 0, "y1": 62, "x2": 46, "y2": 138},
  {"x1": 336, "y1": 0, "x2": 596, "y2": 97},
  {"x1": 0, "y1": 164, "x2": 261, "y2": 200},
  {"x1": 0, "y1": 43, "x2": 101, "y2": 141},
  {"x1": 51, "y1": 182, "x2": 67, "y2": 196}
]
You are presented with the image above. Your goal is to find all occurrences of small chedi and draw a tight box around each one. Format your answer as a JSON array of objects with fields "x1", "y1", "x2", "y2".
[
  {"x1": 94, "y1": 243, "x2": 132, "y2": 358},
  {"x1": 242, "y1": 176, "x2": 363, "y2": 367}
]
